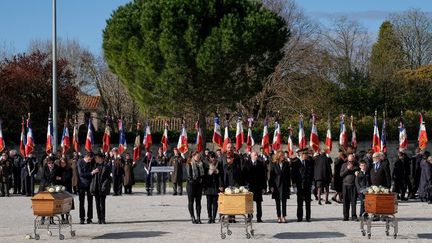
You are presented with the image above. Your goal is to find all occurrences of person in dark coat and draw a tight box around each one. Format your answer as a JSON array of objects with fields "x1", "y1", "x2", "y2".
[
  {"x1": 314, "y1": 152, "x2": 332, "y2": 204},
  {"x1": 355, "y1": 160, "x2": 370, "y2": 217},
  {"x1": 332, "y1": 151, "x2": 347, "y2": 203},
  {"x1": 340, "y1": 154, "x2": 359, "y2": 221},
  {"x1": 393, "y1": 151, "x2": 408, "y2": 200},
  {"x1": 56, "y1": 157, "x2": 74, "y2": 223},
  {"x1": 418, "y1": 154, "x2": 432, "y2": 203},
  {"x1": 22, "y1": 153, "x2": 38, "y2": 197},
  {"x1": 410, "y1": 148, "x2": 423, "y2": 199},
  {"x1": 222, "y1": 151, "x2": 243, "y2": 188},
  {"x1": 291, "y1": 149, "x2": 314, "y2": 222},
  {"x1": 170, "y1": 147, "x2": 185, "y2": 195},
  {"x1": 186, "y1": 151, "x2": 205, "y2": 224},
  {"x1": 69, "y1": 152, "x2": 79, "y2": 194},
  {"x1": 111, "y1": 148, "x2": 124, "y2": 196},
  {"x1": 156, "y1": 147, "x2": 169, "y2": 195},
  {"x1": 370, "y1": 152, "x2": 391, "y2": 188},
  {"x1": 0, "y1": 152, "x2": 12, "y2": 197},
  {"x1": 243, "y1": 151, "x2": 267, "y2": 223},
  {"x1": 77, "y1": 152, "x2": 94, "y2": 224},
  {"x1": 203, "y1": 152, "x2": 223, "y2": 224},
  {"x1": 38, "y1": 156, "x2": 58, "y2": 192},
  {"x1": 269, "y1": 151, "x2": 291, "y2": 223},
  {"x1": 90, "y1": 153, "x2": 112, "y2": 224},
  {"x1": 9, "y1": 150, "x2": 23, "y2": 195},
  {"x1": 143, "y1": 151, "x2": 156, "y2": 196},
  {"x1": 123, "y1": 152, "x2": 136, "y2": 194}
]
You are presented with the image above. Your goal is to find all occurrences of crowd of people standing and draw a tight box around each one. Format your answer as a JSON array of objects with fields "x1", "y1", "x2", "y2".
[{"x1": 0, "y1": 142, "x2": 431, "y2": 225}]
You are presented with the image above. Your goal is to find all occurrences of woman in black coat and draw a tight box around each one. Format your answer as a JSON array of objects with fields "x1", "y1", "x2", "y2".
[
  {"x1": 186, "y1": 151, "x2": 205, "y2": 224},
  {"x1": 332, "y1": 151, "x2": 347, "y2": 203},
  {"x1": 203, "y1": 152, "x2": 223, "y2": 224},
  {"x1": 56, "y1": 158, "x2": 74, "y2": 223},
  {"x1": 269, "y1": 151, "x2": 291, "y2": 223},
  {"x1": 418, "y1": 155, "x2": 432, "y2": 203},
  {"x1": 90, "y1": 153, "x2": 112, "y2": 224}
]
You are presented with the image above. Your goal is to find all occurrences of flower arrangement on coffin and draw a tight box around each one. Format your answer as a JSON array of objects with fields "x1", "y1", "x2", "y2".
[
  {"x1": 224, "y1": 186, "x2": 249, "y2": 194},
  {"x1": 366, "y1": 185, "x2": 390, "y2": 194},
  {"x1": 45, "y1": 185, "x2": 66, "y2": 193}
]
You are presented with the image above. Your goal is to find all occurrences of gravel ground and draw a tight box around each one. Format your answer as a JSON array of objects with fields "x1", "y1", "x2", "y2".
[{"x1": 1, "y1": 187, "x2": 432, "y2": 243}]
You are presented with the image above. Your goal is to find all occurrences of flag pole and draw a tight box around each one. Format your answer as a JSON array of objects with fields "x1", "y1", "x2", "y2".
[{"x1": 52, "y1": 0, "x2": 58, "y2": 152}]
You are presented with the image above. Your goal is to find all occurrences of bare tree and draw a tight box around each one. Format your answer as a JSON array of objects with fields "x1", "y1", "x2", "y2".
[
  {"x1": 390, "y1": 8, "x2": 432, "y2": 69},
  {"x1": 321, "y1": 17, "x2": 371, "y2": 78}
]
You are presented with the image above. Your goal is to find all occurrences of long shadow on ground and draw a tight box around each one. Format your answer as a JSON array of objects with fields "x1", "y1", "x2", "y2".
[
  {"x1": 273, "y1": 232, "x2": 345, "y2": 239},
  {"x1": 93, "y1": 231, "x2": 169, "y2": 239},
  {"x1": 418, "y1": 234, "x2": 432, "y2": 239}
]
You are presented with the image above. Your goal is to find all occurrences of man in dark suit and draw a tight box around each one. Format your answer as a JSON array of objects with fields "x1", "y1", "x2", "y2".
[
  {"x1": 291, "y1": 149, "x2": 314, "y2": 222},
  {"x1": 77, "y1": 152, "x2": 94, "y2": 224},
  {"x1": 243, "y1": 151, "x2": 266, "y2": 222},
  {"x1": 370, "y1": 152, "x2": 391, "y2": 188}
]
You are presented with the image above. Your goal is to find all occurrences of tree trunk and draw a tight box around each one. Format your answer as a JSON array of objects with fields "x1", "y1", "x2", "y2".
[{"x1": 198, "y1": 108, "x2": 207, "y2": 150}]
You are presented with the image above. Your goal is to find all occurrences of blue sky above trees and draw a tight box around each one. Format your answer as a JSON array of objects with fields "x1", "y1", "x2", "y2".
[{"x1": 0, "y1": 0, "x2": 431, "y2": 54}]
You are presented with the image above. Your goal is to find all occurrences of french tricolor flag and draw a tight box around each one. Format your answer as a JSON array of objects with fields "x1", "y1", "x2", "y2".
[
  {"x1": 339, "y1": 114, "x2": 348, "y2": 149},
  {"x1": 222, "y1": 123, "x2": 230, "y2": 153},
  {"x1": 118, "y1": 119, "x2": 127, "y2": 154},
  {"x1": 261, "y1": 118, "x2": 270, "y2": 155},
  {"x1": 85, "y1": 118, "x2": 94, "y2": 152},
  {"x1": 399, "y1": 115, "x2": 408, "y2": 152},
  {"x1": 195, "y1": 121, "x2": 203, "y2": 153},
  {"x1": 310, "y1": 113, "x2": 320, "y2": 153},
  {"x1": 161, "y1": 122, "x2": 169, "y2": 154},
  {"x1": 235, "y1": 117, "x2": 244, "y2": 151},
  {"x1": 298, "y1": 114, "x2": 306, "y2": 150},
  {"x1": 287, "y1": 124, "x2": 294, "y2": 157},
  {"x1": 372, "y1": 112, "x2": 381, "y2": 153},
  {"x1": 25, "y1": 116, "x2": 35, "y2": 155},
  {"x1": 0, "y1": 120, "x2": 5, "y2": 153},
  {"x1": 272, "y1": 120, "x2": 281, "y2": 152},
  {"x1": 212, "y1": 115, "x2": 223, "y2": 148},
  {"x1": 246, "y1": 118, "x2": 255, "y2": 153},
  {"x1": 381, "y1": 114, "x2": 387, "y2": 153},
  {"x1": 46, "y1": 116, "x2": 53, "y2": 155},
  {"x1": 61, "y1": 122, "x2": 70, "y2": 155},
  {"x1": 20, "y1": 118, "x2": 26, "y2": 157},
  {"x1": 418, "y1": 113, "x2": 428, "y2": 150},
  {"x1": 143, "y1": 123, "x2": 152, "y2": 152},
  {"x1": 102, "y1": 119, "x2": 111, "y2": 153},
  {"x1": 177, "y1": 123, "x2": 188, "y2": 154}
]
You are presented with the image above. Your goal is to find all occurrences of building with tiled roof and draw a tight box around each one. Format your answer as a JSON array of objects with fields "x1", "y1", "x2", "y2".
[{"x1": 77, "y1": 93, "x2": 103, "y2": 131}]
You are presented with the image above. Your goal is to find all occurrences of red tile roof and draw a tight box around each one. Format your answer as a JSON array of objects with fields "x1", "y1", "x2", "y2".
[{"x1": 78, "y1": 94, "x2": 101, "y2": 110}]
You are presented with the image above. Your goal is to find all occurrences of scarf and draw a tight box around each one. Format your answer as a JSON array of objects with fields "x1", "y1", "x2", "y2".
[
  {"x1": 191, "y1": 159, "x2": 204, "y2": 180},
  {"x1": 208, "y1": 161, "x2": 219, "y2": 175}
]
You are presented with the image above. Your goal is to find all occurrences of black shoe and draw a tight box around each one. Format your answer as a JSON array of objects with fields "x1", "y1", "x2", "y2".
[
  {"x1": 87, "y1": 219, "x2": 93, "y2": 224},
  {"x1": 318, "y1": 201, "x2": 322, "y2": 205},
  {"x1": 191, "y1": 217, "x2": 197, "y2": 224},
  {"x1": 40, "y1": 218, "x2": 45, "y2": 225},
  {"x1": 208, "y1": 219, "x2": 212, "y2": 224},
  {"x1": 343, "y1": 218, "x2": 349, "y2": 221},
  {"x1": 173, "y1": 193, "x2": 177, "y2": 196},
  {"x1": 197, "y1": 218, "x2": 202, "y2": 224},
  {"x1": 257, "y1": 219, "x2": 263, "y2": 223},
  {"x1": 98, "y1": 220, "x2": 102, "y2": 224},
  {"x1": 351, "y1": 216, "x2": 358, "y2": 221},
  {"x1": 306, "y1": 218, "x2": 311, "y2": 222},
  {"x1": 80, "y1": 219, "x2": 84, "y2": 224},
  {"x1": 428, "y1": 201, "x2": 432, "y2": 204},
  {"x1": 325, "y1": 201, "x2": 332, "y2": 204},
  {"x1": 297, "y1": 219, "x2": 302, "y2": 222},
  {"x1": 102, "y1": 220, "x2": 106, "y2": 224}
]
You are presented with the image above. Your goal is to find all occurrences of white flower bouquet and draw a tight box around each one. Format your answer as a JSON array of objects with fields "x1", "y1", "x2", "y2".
[
  {"x1": 224, "y1": 186, "x2": 249, "y2": 194},
  {"x1": 46, "y1": 185, "x2": 66, "y2": 193},
  {"x1": 366, "y1": 185, "x2": 390, "y2": 194}
]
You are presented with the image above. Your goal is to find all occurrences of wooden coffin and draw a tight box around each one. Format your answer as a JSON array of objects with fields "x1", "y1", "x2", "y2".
[
  {"x1": 365, "y1": 193, "x2": 398, "y2": 215},
  {"x1": 31, "y1": 192, "x2": 73, "y2": 216},
  {"x1": 218, "y1": 193, "x2": 254, "y2": 215}
]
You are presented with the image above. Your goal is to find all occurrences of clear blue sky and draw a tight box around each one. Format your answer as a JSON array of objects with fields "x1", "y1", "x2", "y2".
[{"x1": 1, "y1": 0, "x2": 431, "y2": 55}]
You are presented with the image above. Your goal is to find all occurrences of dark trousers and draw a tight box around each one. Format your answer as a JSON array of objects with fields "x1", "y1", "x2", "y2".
[
  {"x1": 24, "y1": 175, "x2": 34, "y2": 196},
  {"x1": 187, "y1": 182, "x2": 202, "y2": 219},
  {"x1": 94, "y1": 195, "x2": 106, "y2": 220},
  {"x1": 12, "y1": 169, "x2": 21, "y2": 194},
  {"x1": 206, "y1": 195, "x2": 218, "y2": 220},
  {"x1": 343, "y1": 184, "x2": 357, "y2": 219},
  {"x1": 275, "y1": 199, "x2": 287, "y2": 217},
  {"x1": 145, "y1": 173, "x2": 153, "y2": 195},
  {"x1": 78, "y1": 188, "x2": 93, "y2": 220},
  {"x1": 156, "y1": 173, "x2": 167, "y2": 194},
  {"x1": 358, "y1": 193, "x2": 365, "y2": 216},
  {"x1": 124, "y1": 185, "x2": 132, "y2": 194},
  {"x1": 113, "y1": 175, "x2": 122, "y2": 195},
  {"x1": 255, "y1": 201, "x2": 263, "y2": 220},
  {"x1": 173, "y1": 182, "x2": 183, "y2": 195},
  {"x1": 297, "y1": 187, "x2": 311, "y2": 220},
  {"x1": 0, "y1": 177, "x2": 10, "y2": 196}
]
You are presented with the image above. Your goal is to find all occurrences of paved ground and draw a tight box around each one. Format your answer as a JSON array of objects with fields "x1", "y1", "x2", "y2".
[{"x1": 1, "y1": 187, "x2": 432, "y2": 243}]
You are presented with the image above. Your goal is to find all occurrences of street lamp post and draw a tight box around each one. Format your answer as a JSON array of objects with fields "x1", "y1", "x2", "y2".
[{"x1": 52, "y1": 0, "x2": 58, "y2": 152}]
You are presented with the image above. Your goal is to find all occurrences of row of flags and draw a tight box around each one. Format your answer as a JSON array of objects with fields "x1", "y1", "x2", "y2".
[{"x1": 0, "y1": 112, "x2": 429, "y2": 158}]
